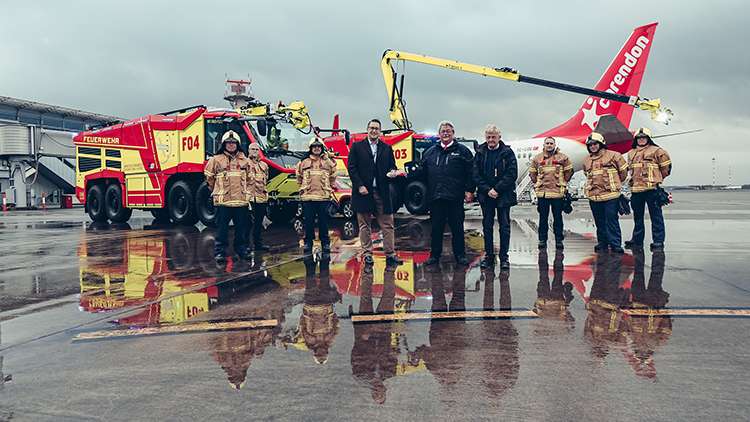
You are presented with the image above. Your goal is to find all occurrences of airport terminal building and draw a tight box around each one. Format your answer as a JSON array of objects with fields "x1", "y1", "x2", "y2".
[{"x1": 0, "y1": 96, "x2": 120, "y2": 209}]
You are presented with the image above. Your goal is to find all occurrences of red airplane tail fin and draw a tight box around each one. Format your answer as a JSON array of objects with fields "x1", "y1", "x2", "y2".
[
  {"x1": 332, "y1": 114, "x2": 340, "y2": 132},
  {"x1": 536, "y1": 22, "x2": 658, "y2": 142}
]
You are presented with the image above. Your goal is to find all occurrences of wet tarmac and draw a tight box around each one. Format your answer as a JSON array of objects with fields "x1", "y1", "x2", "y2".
[{"x1": 1, "y1": 190, "x2": 749, "y2": 421}]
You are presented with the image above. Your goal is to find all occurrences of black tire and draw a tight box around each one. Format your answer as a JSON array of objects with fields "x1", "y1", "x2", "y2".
[
  {"x1": 292, "y1": 217, "x2": 305, "y2": 236},
  {"x1": 104, "y1": 183, "x2": 132, "y2": 223},
  {"x1": 167, "y1": 180, "x2": 199, "y2": 226},
  {"x1": 341, "y1": 199, "x2": 354, "y2": 219},
  {"x1": 389, "y1": 183, "x2": 403, "y2": 212},
  {"x1": 196, "y1": 181, "x2": 217, "y2": 227},
  {"x1": 342, "y1": 219, "x2": 357, "y2": 240},
  {"x1": 150, "y1": 208, "x2": 171, "y2": 222},
  {"x1": 404, "y1": 181, "x2": 429, "y2": 215},
  {"x1": 327, "y1": 201, "x2": 339, "y2": 219},
  {"x1": 87, "y1": 184, "x2": 108, "y2": 223},
  {"x1": 166, "y1": 228, "x2": 197, "y2": 271}
]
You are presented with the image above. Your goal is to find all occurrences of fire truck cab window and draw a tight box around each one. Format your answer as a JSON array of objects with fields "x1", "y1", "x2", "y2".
[
  {"x1": 259, "y1": 120, "x2": 309, "y2": 153},
  {"x1": 204, "y1": 119, "x2": 252, "y2": 158}
]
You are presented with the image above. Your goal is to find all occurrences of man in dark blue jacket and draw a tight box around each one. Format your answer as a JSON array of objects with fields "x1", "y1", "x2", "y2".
[
  {"x1": 473, "y1": 124, "x2": 517, "y2": 269},
  {"x1": 417, "y1": 121, "x2": 475, "y2": 266}
]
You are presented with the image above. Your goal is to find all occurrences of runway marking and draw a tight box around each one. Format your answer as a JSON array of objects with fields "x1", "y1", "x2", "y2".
[
  {"x1": 72, "y1": 319, "x2": 278, "y2": 342},
  {"x1": 352, "y1": 310, "x2": 538, "y2": 323},
  {"x1": 623, "y1": 308, "x2": 750, "y2": 317}
]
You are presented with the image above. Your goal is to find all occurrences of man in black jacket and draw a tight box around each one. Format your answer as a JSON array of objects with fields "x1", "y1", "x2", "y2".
[
  {"x1": 417, "y1": 121, "x2": 475, "y2": 266},
  {"x1": 347, "y1": 119, "x2": 404, "y2": 266},
  {"x1": 473, "y1": 124, "x2": 518, "y2": 269}
]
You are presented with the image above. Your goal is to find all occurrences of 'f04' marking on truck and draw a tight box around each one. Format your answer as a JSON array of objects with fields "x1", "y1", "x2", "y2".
[{"x1": 181, "y1": 135, "x2": 200, "y2": 151}]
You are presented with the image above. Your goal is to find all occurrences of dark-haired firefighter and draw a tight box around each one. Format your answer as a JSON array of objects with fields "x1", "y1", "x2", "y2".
[{"x1": 529, "y1": 136, "x2": 573, "y2": 250}]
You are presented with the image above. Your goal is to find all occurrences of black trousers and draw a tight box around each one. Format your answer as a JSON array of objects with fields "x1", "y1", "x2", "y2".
[
  {"x1": 537, "y1": 197, "x2": 564, "y2": 242},
  {"x1": 249, "y1": 202, "x2": 267, "y2": 247},
  {"x1": 480, "y1": 200, "x2": 511, "y2": 260},
  {"x1": 631, "y1": 190, "x2": 665, "y2": 244},
  {"x1": 302, "y1": 201, "x2": 330, "y2": 247},
  {"x1": 430, "y1": 199, "x2": 466, "y2": 259},
  {"x1": 215, "y1": 206, "x2": 249, "y2": 257},
  {"x1": 589, "y1": 198, "x2": 621, "y2": 248}
]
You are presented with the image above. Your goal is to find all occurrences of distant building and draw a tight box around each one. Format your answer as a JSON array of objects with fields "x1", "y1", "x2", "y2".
[{"x1": 0, "y1": 96, "x2": 121, "y2": 208}]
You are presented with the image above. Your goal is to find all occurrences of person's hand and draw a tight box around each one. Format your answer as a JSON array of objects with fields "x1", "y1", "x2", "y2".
[
  {"x1": 359, "y1": 186, "x2": 369, "y2": 195},
  {"x1": 465, "y1": 192, "x2": 474, "y2": 203},
  {"x1": 488, "y1": 189, "x2": 499, "y2": 199},
  {"x1": 386, "y1": 170, "x2": 405, "y2": 178}
]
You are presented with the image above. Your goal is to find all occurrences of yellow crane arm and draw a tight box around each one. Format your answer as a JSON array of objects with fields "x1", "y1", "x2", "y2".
[
  {"x1": 381, "y1": 49, "x2": 672, "y2": 130},
  {"x1": 235, "y1": 101, "x2": 311, "y2": 131}
]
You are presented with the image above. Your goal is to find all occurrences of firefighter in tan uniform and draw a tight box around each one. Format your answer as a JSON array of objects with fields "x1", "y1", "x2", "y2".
[
  {"x1": 625, "y1": 127, "x2": 672, "y2": 251},
  {"x1": 529, "y1": 137, "x2": 574, "y2": 250},
  {"x1": 583, "y1": 132, "x2": 628, "y2": 253},
  {"x1": 246, "y1": 143, "x2": 270, "y2": 252},
  {"x1": 204, "y1": 130, "x2": 251, "y2": 262},
  {"x1": 296, "y1": 138, "x2": 337, "y2": 254}
]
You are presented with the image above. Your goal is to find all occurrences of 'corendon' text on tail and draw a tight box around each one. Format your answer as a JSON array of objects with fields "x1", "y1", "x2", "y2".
[{"x1": 536, "y1": 22, "x2": 658, "y2": 141}]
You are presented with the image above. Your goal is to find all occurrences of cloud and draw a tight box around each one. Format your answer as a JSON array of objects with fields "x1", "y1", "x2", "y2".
[{"x1": 0, "y1": 0, "x2": 748, "y2": 184}]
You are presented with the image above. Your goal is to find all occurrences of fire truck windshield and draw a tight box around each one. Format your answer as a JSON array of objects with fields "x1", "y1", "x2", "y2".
[
  {"x1": 259, "y1": 121, "x2": 311, "y2": 153},
  {"x1": 205, "y1": 118, "x2": 252, "y2": 157}
]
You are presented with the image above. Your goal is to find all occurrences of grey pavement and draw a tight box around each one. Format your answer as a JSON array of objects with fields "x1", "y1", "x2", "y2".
[{"x1": 0, "y1": 190, "x2": 748, "y2": 421}]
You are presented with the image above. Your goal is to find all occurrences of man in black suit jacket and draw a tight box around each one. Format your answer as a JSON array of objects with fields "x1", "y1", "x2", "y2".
[{"x1": 347, "y1": 119, "x2": 404, "y2": 266}]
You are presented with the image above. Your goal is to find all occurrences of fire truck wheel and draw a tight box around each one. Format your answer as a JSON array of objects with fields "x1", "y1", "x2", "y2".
[
  {"x1": 404, "y1": 181, "x2": 429, "y2": 215},
  {"x1": 87, "y1": 184, "x2": 108, "y2": 223},
  {"x1": 196, "y1": 182, "x2": 216, "y2": 227},
  {"x1": 341, "y1": 200, "x2": 354, "y2": 219},
  {"x1": 292, "y1": 217, "x2": 304, "y2": 235},
  {"x1": 326, "y1": 201, "x2": 339, "y2": 218},
  {"x1": 167, "y1": 180, "x2": 199, "y2": 226},
  {"x1": 104, "y1": 184, "x2": 132, "y2": 223},
  {"x1": 150, "y1": 208, "x2": 171, "y2": 222}
]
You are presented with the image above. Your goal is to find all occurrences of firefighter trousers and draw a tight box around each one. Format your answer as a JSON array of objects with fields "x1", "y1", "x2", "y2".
[
  {"x1": 537, "y1": 198, "x2": 564, "y2": 242},
  {"x1": 248, "y1": 202, "x2": 267, "y2": 248},
  {"x1": 630, "y1": 190, "x2": 665, "y2": 244},
  {"x1": 589, "y1": 198, "x2": 622, "y2": 248},
  {"x1": 302, "y1": 201, "x2": 331, "y2": 248},
  {"x1": 215, "y1": 206, "x2": 249, "y2": 257}
]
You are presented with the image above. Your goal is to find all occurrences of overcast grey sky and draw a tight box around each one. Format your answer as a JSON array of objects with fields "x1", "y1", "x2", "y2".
[{"x1": 1, "y1": 0, "x2": 748, "y2": 184}]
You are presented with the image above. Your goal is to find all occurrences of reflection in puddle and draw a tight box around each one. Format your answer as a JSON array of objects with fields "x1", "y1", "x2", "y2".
[{"x1": 72, "y1": 217, "x2": 675, "y2": 393}]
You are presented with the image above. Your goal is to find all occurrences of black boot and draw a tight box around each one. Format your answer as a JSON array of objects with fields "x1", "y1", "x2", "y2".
[
  {"x1": 624, "y1": 240, "x2": 643, "y2": 250},
  {"x1": 555, "y1": 241, "x2": 564, "y2": 250},
  {"x1": 650, "y1": 242, "x2": 664, "y2": 251},
  {"x1": 594, "y1": 243, "x2": 607, "y2": 253},
  {"x1": 500, "y1": 258, "x2": 510, "y2": 270},
  {"x1": 480, "y1": 255, "x2": 495, "y2": 268},
  {"x1": 538, "y1": 241, "x2": 547, "y2": 250}
]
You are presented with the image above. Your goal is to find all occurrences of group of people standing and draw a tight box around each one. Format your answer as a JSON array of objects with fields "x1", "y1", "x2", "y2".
[{"x1": 203, "y1": 119, "x2": 671, "y2": 267}]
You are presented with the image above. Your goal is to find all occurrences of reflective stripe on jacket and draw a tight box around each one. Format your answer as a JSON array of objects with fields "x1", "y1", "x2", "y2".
[
  {"x1": 583, "y1": 149, "x2": 627, "y2": 202},
  {"x1": 204, "y1": 152, "x2": 250, "y2": 207},
  {"x1": 529, "y1": 149, "x2": 574, "y2": 199},
  {"x1": 628, "y1": 145, "x2": 671, "y2": 193},
  {"x1": 246, "y1": 158, "x2": 269, "y2": 203},
  {"x1": 296, "y1": 154, "x2": 337, "y2": 201}
]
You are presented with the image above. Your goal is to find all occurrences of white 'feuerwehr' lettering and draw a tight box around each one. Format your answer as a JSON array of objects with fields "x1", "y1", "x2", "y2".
[{"x1": 598, "y1": 35, "x2": 650, "y2": 110}]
